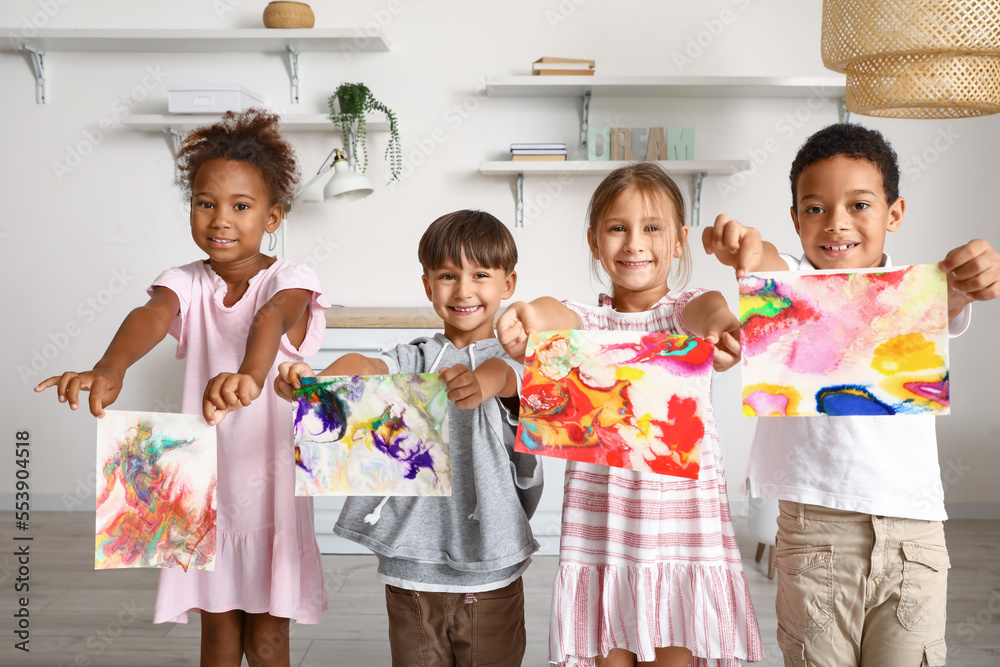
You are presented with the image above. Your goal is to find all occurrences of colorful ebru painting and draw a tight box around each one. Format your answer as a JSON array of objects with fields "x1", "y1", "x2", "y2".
[
  {"x1": 95, "y1": 410, "x2": 217, "y2": 571},
  {"x1": 740, "y1": 264, "x2": 949, "y2": 417},
  {"x1": 293, "y1": 374, "x2": 451, "y2": 496},
  {"x1": 515, "y1": 330, "x2": 714, "y2": 479}
]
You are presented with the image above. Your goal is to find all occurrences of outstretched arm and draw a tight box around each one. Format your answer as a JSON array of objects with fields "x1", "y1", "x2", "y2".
[
  {"x1": 681, "y1": 290, "x2": 741, "y2": 372},
  {"x1": 703, "y1": 214, "x2": 788, "y2": 277},
  {"x1": 940, "y1": 239, "x2": 1000, "y2": 321},
  {"x1": 203, "y1": 288, "x2": 313, "y2": 424},
  {"x1": 34, "y1": 286, "x2": 179, "y2": 417},
  {"x1": 496, "y1": 297, "x2": 582, "y2": 362},
  {"x1": 439, "y1": 358, "x2": 518, "y2": 409},
  {"x1": 273, "y1": 354, "x2": 390, "y2": 403}
]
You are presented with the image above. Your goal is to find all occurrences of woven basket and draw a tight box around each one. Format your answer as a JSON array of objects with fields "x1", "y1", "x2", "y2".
[
  {"x1": 822, "y1": 0, "x2": 1000, "y2": 118},
  {"x1": 263, "y1": 1, "x2": 315, "y2": 29}
]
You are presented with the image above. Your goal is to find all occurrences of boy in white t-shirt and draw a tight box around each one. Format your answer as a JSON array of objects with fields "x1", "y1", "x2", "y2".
[{"x1": 703, "y1": 123, "x2": 1000, "y2": 667}]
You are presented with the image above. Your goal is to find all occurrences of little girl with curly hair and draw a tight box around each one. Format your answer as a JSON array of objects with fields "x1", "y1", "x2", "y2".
[{"x1": 37, "y1": 108, "x2": 329, "y2": 666}]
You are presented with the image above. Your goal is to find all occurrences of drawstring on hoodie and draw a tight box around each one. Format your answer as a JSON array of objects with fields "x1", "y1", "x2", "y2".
[
  {"x1": 363, "y1": 495, "x2": 390, "y2": 525},
  {"x1": 365, "y1": 339, "x2": 476, "y2": 526}
]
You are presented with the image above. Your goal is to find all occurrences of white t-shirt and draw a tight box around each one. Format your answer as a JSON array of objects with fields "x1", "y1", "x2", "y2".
[{"x1": 744, "y1": 253, "x2": 971, "y2": 521}]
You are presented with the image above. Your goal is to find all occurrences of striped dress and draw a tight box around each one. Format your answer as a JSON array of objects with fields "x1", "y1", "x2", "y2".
[{"x1": 550, "y1": 291, "x2": 763, "y2": 667}]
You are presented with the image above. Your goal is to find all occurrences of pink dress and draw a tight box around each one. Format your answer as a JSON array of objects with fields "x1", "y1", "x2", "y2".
[
  {"x1": 551, "y1": 291, "x2": 763, "y2": 667},
  {"x1": 150, "y1": 258, "x2": 330, "y2": 624}
]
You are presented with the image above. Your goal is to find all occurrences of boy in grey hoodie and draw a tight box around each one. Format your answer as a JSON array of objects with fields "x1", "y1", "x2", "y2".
[{"x1": 276, "y1": 210, "x2": 542, "y2": 666}]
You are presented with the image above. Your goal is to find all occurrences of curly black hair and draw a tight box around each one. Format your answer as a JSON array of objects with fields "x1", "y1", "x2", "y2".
[
  {"x1": 790, "y1": 124, "x2": 900, "y2": 207},
  {"x1": 175, "y1": 108, "x2": 301, "y2": 213}
]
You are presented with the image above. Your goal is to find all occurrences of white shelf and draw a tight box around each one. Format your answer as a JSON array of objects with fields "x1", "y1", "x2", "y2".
[
  {"x1": 0, "y1": 28, "x2": 390, "y2": 52},
  {"x1": 480, "y1": 160, "x2": 748, "y2": 176},
  {"x1": 124, "y1": 114, "x2": 390, "y2": 133},
  {"x1": 484, "y1": 75, "x2": 846, "y2": 98},
  {"x1": 480, "y1": 75, "x2": 849, "y2": 227},
  {"x1": 3, "y1": 28, "x2": 390, "y2": 104}
]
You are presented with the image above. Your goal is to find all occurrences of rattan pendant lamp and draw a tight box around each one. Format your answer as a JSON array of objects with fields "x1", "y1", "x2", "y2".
[{"x1": 821, "y1": 0, "x2": 1000, "y2": 118}]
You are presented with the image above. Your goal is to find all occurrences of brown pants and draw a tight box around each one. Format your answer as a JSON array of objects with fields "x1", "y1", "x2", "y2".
[
  {"x1": 386, "y1": 577, "x2": 526, "y2": 667},
  {"x1": 774, "y1": 502, "x2": 950, "y2": 667}
]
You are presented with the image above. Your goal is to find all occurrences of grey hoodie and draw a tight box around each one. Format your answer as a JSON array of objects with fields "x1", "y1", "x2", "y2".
[{"x1": 333, "y1": 333, "x2": 543, "y2": 589}]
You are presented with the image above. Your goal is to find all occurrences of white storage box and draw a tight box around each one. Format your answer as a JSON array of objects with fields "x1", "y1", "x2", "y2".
[{"x1": 167, "y1": 84, "x2": 264, "y2": 114}]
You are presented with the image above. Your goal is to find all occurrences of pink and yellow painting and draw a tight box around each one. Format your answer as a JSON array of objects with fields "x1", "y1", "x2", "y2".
[
  {"x1": 740, "y1": 264, "x2": 949, "y2": 416},
  {"x1": 515, "y1": 330, "x2": 714, "y2": 479},
  {"x1": 293, "y1": 374, "x2": 451, "y2": 496},
  {"x1": 95, "y1": 410, "x2": 217, "y2": 571}
]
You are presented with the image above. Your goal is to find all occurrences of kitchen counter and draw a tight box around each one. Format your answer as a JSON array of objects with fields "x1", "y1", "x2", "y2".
[{"x1": 325, "y1": 306, "x2": 444, "y2": 329}]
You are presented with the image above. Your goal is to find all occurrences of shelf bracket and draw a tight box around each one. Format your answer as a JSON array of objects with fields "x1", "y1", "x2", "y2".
[
  {"x1": 839, "y1": 97, "x2": 851, "y2": 124},
  {"x1": 692, "y1": 171, "x2": 707, "y2": 228},
  {"x1": 285, "y1": 45, "x2": 300, "y2": 104},
  {"x1": 580, "y1": 90, "x2": 591, "y2": 146},
  {"x1": 345, "y1": 127, "x2": 357, "y2": 171},
  {"x1": 20, "y1": 44, "x2": 46, "y2": 104},
  {"x1": 515, "y1": 172, "x2": 524, "y2": 228},
  {"x1": 164, "y1": 127, "x2": 183, "y2": 155}
]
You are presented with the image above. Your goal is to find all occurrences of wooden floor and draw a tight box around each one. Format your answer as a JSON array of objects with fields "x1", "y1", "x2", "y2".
[{"x1": 3, "y1": 512, "x2": 998, "y2": 666}]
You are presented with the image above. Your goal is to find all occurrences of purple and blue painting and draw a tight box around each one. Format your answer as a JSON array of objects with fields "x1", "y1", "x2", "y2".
[{"x1": 292, "y1": 374, "x2": 451, "y2": 496}]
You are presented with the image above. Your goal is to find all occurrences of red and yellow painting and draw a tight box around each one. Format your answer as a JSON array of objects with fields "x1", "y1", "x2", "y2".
[{"x1": 515, "y1": 330, "x2": 714, "y2": 479}]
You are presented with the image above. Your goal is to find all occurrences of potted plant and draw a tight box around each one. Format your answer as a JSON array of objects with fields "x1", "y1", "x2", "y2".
[{"x1": 328, "y1": 82, "x2": 402, "y2": 182}]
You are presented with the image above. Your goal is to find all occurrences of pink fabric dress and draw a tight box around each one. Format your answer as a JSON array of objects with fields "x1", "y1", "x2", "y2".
[
  {"x1": 551, "y1": 291, "x2": 764, "y2": 667},
  {"x1": 150, "y1": 258, "x2": 330, "y2": 624}
]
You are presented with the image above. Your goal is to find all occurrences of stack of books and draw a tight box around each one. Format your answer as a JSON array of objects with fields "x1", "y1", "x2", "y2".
[
  {"x1": 510, "y1": 143, "x2": 568, "y2": 162},
  {"x1": 532, "y1": 57, "x2": 596, "y2": 76}
]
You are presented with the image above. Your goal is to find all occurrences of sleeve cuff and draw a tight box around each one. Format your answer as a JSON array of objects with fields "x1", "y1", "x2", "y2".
[{"x1": 948, "y1": 303, "x2": 972, "y2": 337}]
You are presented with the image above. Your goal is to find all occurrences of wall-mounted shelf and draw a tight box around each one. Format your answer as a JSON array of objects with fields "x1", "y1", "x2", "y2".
[
  {"x1": 483, "y1": 75, "x2": 851, "y2": 144},
  {"x1": 484, "y1": 75, "x2": 847, "y2": 98},
  {"x1": 480, "y1": 160, "x2": 745, "y2": 176},
  {"x1": 480, "y1": 75, "x2": 849, "y2": 227},
  {"x1": 481, "y1": 160, "x2": 748, "y2": 228},
  {"x1": 124, "y1": 114, "x2": 390, "y2": 154},
  {"x1": 1, "y1": 28, "x2": 391, "y2": 104}
]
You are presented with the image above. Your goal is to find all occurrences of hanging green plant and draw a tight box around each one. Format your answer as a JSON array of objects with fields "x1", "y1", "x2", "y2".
[{"x1": 328, "y1": 82, "x2": 402, "y2": 182}]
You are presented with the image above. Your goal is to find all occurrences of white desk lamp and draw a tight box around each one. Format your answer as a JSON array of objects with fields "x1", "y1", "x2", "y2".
[{"x1": 279, "y1": 147, "x2": 373, "y2": 256}]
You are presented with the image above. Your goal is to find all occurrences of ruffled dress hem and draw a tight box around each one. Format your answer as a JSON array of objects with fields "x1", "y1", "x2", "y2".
[
  {"x1": 153, "y1": 525, "x2": 328, "y2": 625},
  {"x1": 550, "y1": 561, "x2": 764, "y2": 666}
]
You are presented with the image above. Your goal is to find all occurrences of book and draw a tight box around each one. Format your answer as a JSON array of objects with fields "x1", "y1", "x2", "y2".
[
  {"x1": 512, "y1": 154, "x2": 568, "y2": 161},
  {"x1": 533, "y1": 57, "x2": 595, "y2": 67},
  {"x1": 534, "y1": 70, "x2": 596, "y2": 76},
  {"x1": 511, "y1": 149, "x2": 568, "y2": 155},
  {"x1": 510, "y1": 143, "x2": 566, "y2": 150},
  {"x1": 532, "y1": 57, "x2": 595, "y2": 76}
]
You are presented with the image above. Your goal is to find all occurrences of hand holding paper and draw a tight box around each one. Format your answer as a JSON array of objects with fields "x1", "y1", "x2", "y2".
[{"x1": 940, "y1": 239, "x2": 1000, "y2": 319}]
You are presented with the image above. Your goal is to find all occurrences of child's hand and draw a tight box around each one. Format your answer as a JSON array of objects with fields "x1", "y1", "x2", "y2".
[
  {"x1": 203, "y1": 372, "x2": 262, "y2": 425},
  {"x1": 274, "y1": 361, "x2": 315, "y2": 403},
  {"x1": 701, "y1": 307, "x2": 742, "y2": 373},
  {"x1": 940, "y1": 239, "x2": 1000, "y2": 319},
  {"x1": 34, "y1": 367, "x2": 124, "y2": 417},
  {"x1": 702, "y1": 214, "x2": 766, "y2": 278},
  {"x1": 438, "y1": 364, "x2": 487, "y2": 409},
  {"x1": 496, "y1": 301, "x2": 540, "y2": 363}
]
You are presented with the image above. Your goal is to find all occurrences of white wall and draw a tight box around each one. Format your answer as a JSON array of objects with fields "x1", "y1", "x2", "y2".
[{"x1": 2, "y1": 0, "x2": 998, "y2": 517}]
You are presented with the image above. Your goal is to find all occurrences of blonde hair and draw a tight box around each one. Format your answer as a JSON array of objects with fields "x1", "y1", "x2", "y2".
[{"x1": 586, "y1": 161, "x2": 692, "y2": 290}]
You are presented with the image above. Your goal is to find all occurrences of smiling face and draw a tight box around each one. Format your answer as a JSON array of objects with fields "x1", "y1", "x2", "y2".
[
  {"x1": 791, "y1": 155, "x2": 904, "y2": 270},
  {"x1": 588, "y1": 187, "x2": 687, "y2": 312},
  {"x1": 190, "y1": 158, "x2": 282, "y2": 270},
  {"x1": 422, "y1": 254, "x2": 516, "y2": 348}
]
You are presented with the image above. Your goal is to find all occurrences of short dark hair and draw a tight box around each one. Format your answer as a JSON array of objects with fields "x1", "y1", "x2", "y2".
[
  {"x1": 790, "y1": 124, "x2": 900, "y2": 207},
  {"x1": 418, "y1": 210, "x2": 517, "y2": 275}
]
